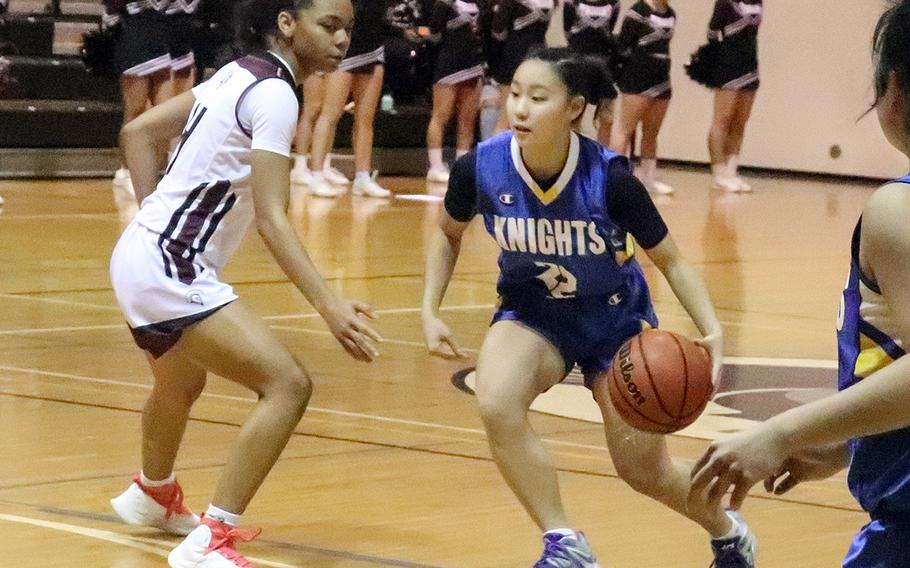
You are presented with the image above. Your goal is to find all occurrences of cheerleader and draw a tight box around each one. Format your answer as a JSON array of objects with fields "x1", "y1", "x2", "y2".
[
  {"x1": 610, "y1": 0, "x2": 676, "y2": 195},
  {"x1": 489, "y1": 0, "x2": 555, "y2": 133},
  {"x1": 308, "y1": 0, "x2": 393, "y2": 198},
  {"x1": 425, "y1": 0, "x2": 485, "y2": 182},
  {"x1": 706, "y1": 0, "x2": 761, "y2": 193},
  {"x1": 563, "y1": 0, "x2": 620, "y2": 145}
]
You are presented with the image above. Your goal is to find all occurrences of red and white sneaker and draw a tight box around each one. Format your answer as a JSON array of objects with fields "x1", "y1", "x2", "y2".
[
  {"x1": 110, "y1": 474, "x2": 200, "y2": 535},
  {"x1": 168, "y1": 516, "x2": 261, "y2": 568}
]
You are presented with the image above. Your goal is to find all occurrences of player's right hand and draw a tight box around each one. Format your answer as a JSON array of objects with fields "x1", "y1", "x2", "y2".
[
  {"x1": 422, "y1": 314, "x2": 467, "y2": 360},
  {"x1": 321, "y1": 298, "x2": 382, "y2": 362}
]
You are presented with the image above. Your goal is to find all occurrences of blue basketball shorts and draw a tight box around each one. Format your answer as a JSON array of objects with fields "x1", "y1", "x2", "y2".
[
  {"x1": 492, "y1": 276, "x2": 658, "y2": 389},
  {"x1": 844, "y1": 517, "x2": 910, "y2": 568}
]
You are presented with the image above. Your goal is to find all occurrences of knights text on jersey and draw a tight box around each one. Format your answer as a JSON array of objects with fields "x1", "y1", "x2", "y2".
[
  {"x1": 474, "y1": 131, "x2": 641, "y2": 301},
  {"x1": 836, "y1": 174, "x2": 910, "y2": 516}
]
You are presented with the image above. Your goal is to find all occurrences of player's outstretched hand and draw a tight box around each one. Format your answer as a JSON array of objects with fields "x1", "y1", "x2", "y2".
[
  {"x1": 689, "y1": 422, "x2": 789, "y2": 511},
  {"x1": 763, "y1": 443, "x2": 849, "y2": 495},
  {"x1": 422, "y1": 314, "x2": 467, "y2": 360},
  {"x1": 695, "y1": 332, "x2": 723, "y2": 391},
  {"x1": 321, "y1": 298, "x2": 382, "y2": 362}
]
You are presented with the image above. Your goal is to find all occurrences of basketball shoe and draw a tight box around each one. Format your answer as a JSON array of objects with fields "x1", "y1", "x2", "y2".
[
  {"x1": 352, "y1": 172, "x2": 392, "y2": 198},
  {"x1": 110, "y1": 474, "x2": 200, "y2": 535},
  {"x1": 710, "y1": 511, "x2": 757, "y2": 568},
  {"x1": 533, "y1": 531, "x2": 601, "y2": 568},
  {"x1": 168, "y1": 515, "x2": 261, "y2": 568}
]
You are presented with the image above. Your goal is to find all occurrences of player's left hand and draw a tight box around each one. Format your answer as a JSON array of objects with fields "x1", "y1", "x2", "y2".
[
  {"x1": 695, "y1": 332, "x2": 723, "y2": 390},
  {"x1": 689, "y1": 422, "x2": 789, "y2": 511},
  {"x1": 763, "y1": 443, "x2": 849, "y2": 495}
]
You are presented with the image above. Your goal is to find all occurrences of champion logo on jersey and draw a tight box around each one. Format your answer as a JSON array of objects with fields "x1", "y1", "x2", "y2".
[
  {"x1": 499, "y1": 194, "x2": 515, "y2": 205},
  {"x1": 608, "y1": 292, "x2": 622, "y2": 305}
]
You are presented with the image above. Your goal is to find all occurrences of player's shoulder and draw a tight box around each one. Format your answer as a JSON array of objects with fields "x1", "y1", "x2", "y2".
[{"x1": 862, "y1": 180, "x2": 910, "y2": 253}]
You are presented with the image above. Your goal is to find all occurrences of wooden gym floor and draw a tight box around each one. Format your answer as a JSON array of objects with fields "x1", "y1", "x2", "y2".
[{"x1": 0, "y1": 167, "x2": 880, "y2": 567}]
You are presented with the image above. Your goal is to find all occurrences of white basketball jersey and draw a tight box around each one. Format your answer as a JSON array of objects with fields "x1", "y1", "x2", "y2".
[{"x1": 133, "y1": 53, "x2": 299, "y2": 282}]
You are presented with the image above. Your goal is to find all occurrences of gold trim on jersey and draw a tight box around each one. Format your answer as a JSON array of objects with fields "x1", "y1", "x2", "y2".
[
  {"x1": 854, "y1": 333, "x2": 897, "y2": 379},
  {"x1": 510, "y1": 132, "x2": 580, "y2": 206}
]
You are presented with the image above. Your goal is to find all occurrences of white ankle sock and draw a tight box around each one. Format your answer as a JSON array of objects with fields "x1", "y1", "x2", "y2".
[
  {"x1": 715, "y1": 512, "x2": 741, "y2": 540},
  {"x1": 428, "y1": 148, "x2": 445, "y2": 171},
  {"x1": 726, "y1": 155, "x2": 740, "y2": 178},
  {"x1": 294, "y1": 154, "x2": 308, "y2": 169},
  {"x1": 639, "y1": 158, "x2": 657, "y2": 184},
  {"x1": 206, "y1": 505, "x2": 241, "y2": 527},
  {"x1": 711, "y1": 163, "x2": 728, "y2": 179},
  {"x1": 545, "y1": 528, "x2": 576, "y2": 537},
  {"x1": 355, "y1": 171, "x2": 371, "y2": 183},
  {"x1": 311, "y1": 170, "x2": 326, "y2": 182},
  {"x1": 139, "y1": 471, "x2": 175, "y2": 487},
  {"x1": 456, "y1": 148, "x2": 469, "y2": 159}
]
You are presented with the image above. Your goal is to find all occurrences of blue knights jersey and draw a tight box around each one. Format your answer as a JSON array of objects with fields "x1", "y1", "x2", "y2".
[
  {"x1": 837, "y1": 174, "x2": 910, "y2": 517},
  {"x1": 475, "y1": 131, "x2": 643, "y2": 301}
]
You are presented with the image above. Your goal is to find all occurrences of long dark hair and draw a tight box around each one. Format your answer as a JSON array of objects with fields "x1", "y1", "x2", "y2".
[
  {"x1": 524, "y1": 47, "x2": 617, "y2": 122},
  {"x1": 234, "y1": 0, "x2": 315, "y2": 52}
]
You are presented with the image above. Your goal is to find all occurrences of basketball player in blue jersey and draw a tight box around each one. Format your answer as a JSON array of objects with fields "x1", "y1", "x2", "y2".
[
  {"x1": 690, "y1": 3, "x2": 910, "y2": 566},
  {"x1": 106, "y1": 2, "x2": 382, "y2": 567},
  {"x1": 422, "y1": 47, "x2": 756, "y2": 568}
]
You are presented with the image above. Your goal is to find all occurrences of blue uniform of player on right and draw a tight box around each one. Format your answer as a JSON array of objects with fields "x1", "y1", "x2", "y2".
[
  {"x1": 691, "y1": 3, "x2": 910, "y2": 566},
  {"x1": 423, "y1": 47, "x2": 756, "y2": 567}
]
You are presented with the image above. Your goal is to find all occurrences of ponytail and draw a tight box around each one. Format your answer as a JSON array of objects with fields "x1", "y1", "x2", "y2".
[{"x1": 525, "y1": 46, "x2": 618, "y2": 110}]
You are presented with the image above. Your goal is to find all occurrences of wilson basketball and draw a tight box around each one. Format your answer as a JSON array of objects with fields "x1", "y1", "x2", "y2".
[{"x1": 607, "y1": 329, "x2": 713, "y2": 434}]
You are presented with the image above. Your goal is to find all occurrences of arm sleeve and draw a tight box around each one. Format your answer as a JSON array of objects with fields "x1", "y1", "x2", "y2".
[
  {"x1": 606, "y1": 159, "x2": 669, "y2": 249},
  {"x1": 615, "y1": 7, "x2": 644, "y2": 55},
  {"x1": 707, "y1": 0, "x2": 728, "y2": 40},
  {"x1": 491, "y1": 0, "x2": 511, "y2": 41},
  {"x1": 562, "y1": 1, "x2": 577, "y2": 36},
  {"x1": 429, "y1": 0, "x2": 452, "y2": 37},
  {"x1": 609, "y1": 1, "x2": 620, "y2": 32},
  {"x1": 237, "y1": 79, "x2": 299, "y2": 157},
  {"x1": 443, "y1": 152, "x2": 478, "y2": 222}
]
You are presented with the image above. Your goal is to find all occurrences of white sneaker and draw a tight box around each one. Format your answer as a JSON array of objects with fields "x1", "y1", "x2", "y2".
[
  {"x1": 352, "y1": 174, "x2": 392, "y2": 198},
  {"x1": 168, "y1": 517, "x2": 261, "y2": 568},
  {"x1": 734, "y1": 176, "x2": 753, "y2": 193},
  {"x1": 426, "y1": 167, "x2": 450, "y2": 183},
  {"x1": 110, "y1": 476, "x2": 200, "y2": 536},
  {"x1": 711, "y1": 176, "x2": 741, "y2": 193},
  {"x1": 308, "y1": 177, "x2": 340, "y2": 198},
  {"x1": 290, "y1": 165, "x2": 314, "y2": 186},
  {"x1": 324, "y1": 166, "x2": 350, "y2": 186},
  {"x1": 0, "y1": 195, "x2": 5, "y2": 206},
  {"x1": 646, "y1": 179, "x2": 675, "y2": 195}
]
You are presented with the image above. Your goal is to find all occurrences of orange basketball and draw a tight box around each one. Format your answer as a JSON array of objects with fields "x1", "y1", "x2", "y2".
[{"x1": 607, "y1": 329, "x2": 713, "y2": 434}]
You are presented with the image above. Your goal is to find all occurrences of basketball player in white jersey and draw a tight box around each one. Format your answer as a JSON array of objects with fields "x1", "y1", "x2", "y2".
[{"x1": 107, "y1": 2, "x2": 378, "y2": 567}]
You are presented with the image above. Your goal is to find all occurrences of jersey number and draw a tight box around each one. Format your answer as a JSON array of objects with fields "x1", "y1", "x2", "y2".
[{"x1": 535, "y1": 262, "x2": 578, "y2": 299}]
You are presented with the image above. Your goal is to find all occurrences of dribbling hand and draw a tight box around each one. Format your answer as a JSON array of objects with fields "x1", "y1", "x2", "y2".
[
  {"x1": 696, "y1": 332, "x2": 723, "y2": 391},
  {"x1": 321, "y1": 298, "x2": 383, "y2": 362},
  {"x1": 422, "y1": 315, "x2": 467, "y2": 360}
]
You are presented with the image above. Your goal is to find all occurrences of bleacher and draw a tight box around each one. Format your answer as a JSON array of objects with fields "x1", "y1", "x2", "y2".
[{"x1": 0, "y1": 1, "x2": 450, "y2": 178}]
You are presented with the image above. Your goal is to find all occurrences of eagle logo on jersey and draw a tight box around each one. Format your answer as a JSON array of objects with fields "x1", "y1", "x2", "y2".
[{"x1": 499, "y1": 194, "x2": 515, "y2": 205}]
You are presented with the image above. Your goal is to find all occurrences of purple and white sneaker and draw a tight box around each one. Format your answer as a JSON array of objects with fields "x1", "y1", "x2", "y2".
[{"x1": 533, "y1": 531, "x2": 600, "y2": 568}]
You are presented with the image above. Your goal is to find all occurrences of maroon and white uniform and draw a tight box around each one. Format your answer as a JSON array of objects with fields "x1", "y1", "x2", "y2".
[{"x1": 110, "y1": 52, "x2": 299, "y2": 356}]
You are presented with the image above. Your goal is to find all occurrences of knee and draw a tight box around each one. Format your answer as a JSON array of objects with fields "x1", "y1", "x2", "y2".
[
  {"x1": 269, "y1": 364, "x2": 313, "y2": 409},
  {"x1": 477, "y1": 395, "x2": 525, "y2": 439}
]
